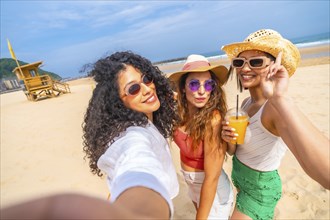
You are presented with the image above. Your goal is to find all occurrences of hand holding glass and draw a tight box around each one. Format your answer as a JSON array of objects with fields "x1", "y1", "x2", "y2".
[{"x1": 225, "y1": 108, "x2": 249, "y2": 145}]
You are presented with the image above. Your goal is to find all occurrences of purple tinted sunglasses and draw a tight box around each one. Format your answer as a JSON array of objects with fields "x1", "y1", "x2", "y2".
[{"x1": 187, "y1": 79, "x2": 216, "y2": 92}]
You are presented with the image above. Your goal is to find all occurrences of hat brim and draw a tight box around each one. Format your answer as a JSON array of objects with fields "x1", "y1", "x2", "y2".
[
  {"x1": 167, "y1": 65, "x2": 228, "y2": 86},
  {"x1": 222, "y1": 38, "x2": 300, "y2": 76}
]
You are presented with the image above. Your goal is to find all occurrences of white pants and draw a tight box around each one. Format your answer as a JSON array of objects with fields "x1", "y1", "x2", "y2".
[{"x1": 181, "y1": 169, "x2": 233, "y2": 220}]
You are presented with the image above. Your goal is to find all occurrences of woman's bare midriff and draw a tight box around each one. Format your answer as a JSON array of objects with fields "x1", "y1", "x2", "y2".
[{"x1": 181, "y1": 161, "x2": 204, "y2": 172}]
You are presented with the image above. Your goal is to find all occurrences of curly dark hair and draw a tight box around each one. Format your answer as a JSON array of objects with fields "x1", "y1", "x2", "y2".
[
  {"x1": 82, "y1": 51, "x2": 178, "y2": 177},
  {"x1": 175, "y1": 71, "x2": 227, "y2": 149}
]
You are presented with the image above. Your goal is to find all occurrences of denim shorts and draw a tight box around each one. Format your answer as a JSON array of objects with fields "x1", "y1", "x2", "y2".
[
  {"x1": 232, "y1": 156, "x2": 282, "y2": 220},
  {"x1": 181, "y1": 169, "x2": 234, "y2": 219}
]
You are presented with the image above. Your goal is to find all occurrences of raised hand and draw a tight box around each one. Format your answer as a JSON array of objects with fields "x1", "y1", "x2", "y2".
[{"x1": 260, "y1": 51, "x2": 290, "y2": 99}]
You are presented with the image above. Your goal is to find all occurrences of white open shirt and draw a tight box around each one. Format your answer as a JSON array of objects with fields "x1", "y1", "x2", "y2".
[{"x1": 98, "y1": 121, "x2": 179, "y2": 217}]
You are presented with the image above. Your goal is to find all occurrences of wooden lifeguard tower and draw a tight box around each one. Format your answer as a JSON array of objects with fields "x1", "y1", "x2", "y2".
[{"x1": 13, "y1": 61, "x2": 71, "y2": 101}]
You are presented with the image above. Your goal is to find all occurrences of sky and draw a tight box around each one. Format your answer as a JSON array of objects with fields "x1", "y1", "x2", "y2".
[{"x1": 1, "y1": 1, "x2": 329, "y2": 79}]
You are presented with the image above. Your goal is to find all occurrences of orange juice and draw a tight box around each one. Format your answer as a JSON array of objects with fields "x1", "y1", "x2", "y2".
[{"x1": 228, "y1": 115, "x2": 249, "y2": 144}]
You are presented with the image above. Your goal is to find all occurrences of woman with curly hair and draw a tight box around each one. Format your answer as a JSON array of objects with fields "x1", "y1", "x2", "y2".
[
  {"x1": 1, "y1": 51, "x2": 179, "y2": 219},
  {"x1": 82, "y1": 51, "x2": 179, "y2": 218},
  {"x1": 168, "y1": 54, "x2": 234, "y2": 219}
]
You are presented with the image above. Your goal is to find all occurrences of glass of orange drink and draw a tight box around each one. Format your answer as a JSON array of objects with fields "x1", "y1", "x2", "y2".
[{"x1": 225, "y1": 108, "x2": 249, "y2": 145}]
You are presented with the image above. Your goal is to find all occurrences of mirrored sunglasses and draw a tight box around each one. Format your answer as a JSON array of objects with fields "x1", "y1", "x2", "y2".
[
  {"x1": 187, "y1": 79, "x2": 216, "y2": 92},
  {"x1": 124, "y1": 74, "x2": 154, "y2": 96},
  {"x1": 232, "y1": 57, "x2": 270, "y2": 69}
]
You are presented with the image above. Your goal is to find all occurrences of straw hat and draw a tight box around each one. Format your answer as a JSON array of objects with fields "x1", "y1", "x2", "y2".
[
  {"x1": 221, "y1": 29, "x2": 300, "y2": 76},
  {"x1": 167, "y1": 54, "x2": 228, "y2": 85}
]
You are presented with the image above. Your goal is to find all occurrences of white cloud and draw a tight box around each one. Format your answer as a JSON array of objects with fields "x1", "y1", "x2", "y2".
[{"x1": 1, "y1": 1, "x2": 329, "y2": 78}]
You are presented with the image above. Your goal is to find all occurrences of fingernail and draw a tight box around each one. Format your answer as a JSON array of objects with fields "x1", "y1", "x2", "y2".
[
  {"x1": 231, "y1": 128, "x2": 236, "y2": 131},
  {"x1": 234, "y1": 133, "x2": 239, "y2": 137}
]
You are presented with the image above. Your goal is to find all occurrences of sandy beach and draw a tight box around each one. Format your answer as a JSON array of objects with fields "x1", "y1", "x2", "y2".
[{"x1": 1, "y1": 45, "x2": 329, "y2": 219}]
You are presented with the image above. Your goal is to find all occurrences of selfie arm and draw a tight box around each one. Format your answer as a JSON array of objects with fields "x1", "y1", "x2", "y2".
[{"x1": 269, "y1": 96, "x2": 330, "y2": 189}]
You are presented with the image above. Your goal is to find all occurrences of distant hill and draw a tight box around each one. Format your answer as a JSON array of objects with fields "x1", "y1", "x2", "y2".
[{"x1": 0, "y1": 58, "x2": 62, "y2": 80}]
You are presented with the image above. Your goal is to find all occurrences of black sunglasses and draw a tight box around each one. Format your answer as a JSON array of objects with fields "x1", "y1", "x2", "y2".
[
  {"x1": 232, "y1": 57, "x2": 271, "y2": 69},
  {"x1": 124, "y1": 74, "x2": 154, "y2": 96}
]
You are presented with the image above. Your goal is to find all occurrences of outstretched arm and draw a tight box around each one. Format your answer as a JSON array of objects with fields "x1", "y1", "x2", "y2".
[
  {"x1": 262, "y1": 52, "x2": 330, "y2": 189},
  {"x1": 268, "y1": 96, "x2": 330, "y2": 189},
  {"x1": 1, "y1": 188, "x2": 170, "y2": 219}
]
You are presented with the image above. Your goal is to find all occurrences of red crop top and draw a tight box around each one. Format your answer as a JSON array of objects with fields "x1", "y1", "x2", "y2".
[{"x1": 173, "y1": 129, "x2": 204, "y2": 170}]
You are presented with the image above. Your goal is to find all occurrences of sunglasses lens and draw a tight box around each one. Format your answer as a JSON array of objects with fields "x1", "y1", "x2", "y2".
[
  {"x1": 125, "y1": 75, "x2": 153, "y2": 96},
  {"x1": 204, "y1": 79, "x2": 216, "y2": 92},
  {"x1": 143, "y1": 74, "x2": 153, "y2": 85},
  {"x1": 249, "y1": 58, "x2": 264, "y2": 67},
  {"x1": 232, "y1": 59, "x2": 244, "y2": 68},
  {"x1": 188, "y1": 80, "x2": 200, "y2": 92},
  {"x1": 127, "y1": 83, "x2": 141, "y2": 96}
]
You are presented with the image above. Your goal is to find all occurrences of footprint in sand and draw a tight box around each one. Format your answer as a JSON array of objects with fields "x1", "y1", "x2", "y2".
[{"x1": 287, "y1": 192, "x2": 299, "y2": 200}]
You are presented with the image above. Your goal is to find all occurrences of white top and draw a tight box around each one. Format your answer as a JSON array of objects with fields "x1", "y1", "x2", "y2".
[
  {"x1": 236, "y1": 98, "x2": 288, "y2": 171},
  {"x1": 97, "y1": 121, "x2": 179, "y2": 216}
]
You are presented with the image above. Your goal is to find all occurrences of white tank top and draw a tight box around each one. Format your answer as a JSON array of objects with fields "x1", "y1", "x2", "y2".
[{"x1": 236, "y1": 98, "x2": 288, "y2": 171}]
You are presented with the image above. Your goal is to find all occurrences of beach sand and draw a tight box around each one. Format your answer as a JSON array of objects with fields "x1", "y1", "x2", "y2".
[{"x1": 1, "y1": 45, "x2": 329, "y2": 219}]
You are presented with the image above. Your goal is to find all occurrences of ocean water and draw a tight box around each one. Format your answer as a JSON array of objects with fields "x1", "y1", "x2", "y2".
[
  {"x1": 292, "y1": 32, "x2": 329, "y2": 47},
  {"x1": 162, "y1": 32, "x2": 329, "y2": 67}
]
